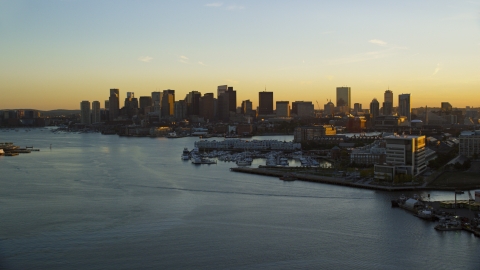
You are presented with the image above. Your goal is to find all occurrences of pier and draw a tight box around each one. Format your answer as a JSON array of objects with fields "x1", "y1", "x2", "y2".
[
  {"x1": 0, "y1": 142, "x2": 40, "y2": 156},
  {"x1": 230, "y1": 167, "x2": 424, "y2": 191},
  {"x1": 391, "y1": 196, "x2": 480, "y2": 237}
]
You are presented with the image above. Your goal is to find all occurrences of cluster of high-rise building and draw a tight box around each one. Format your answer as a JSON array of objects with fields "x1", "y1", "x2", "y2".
[
  {"x1": 80, "y1": 85, "x2": 324, "y2": 125},
  {"x1": 75, "y1": 85, "x2": 480, "y2": 132}
]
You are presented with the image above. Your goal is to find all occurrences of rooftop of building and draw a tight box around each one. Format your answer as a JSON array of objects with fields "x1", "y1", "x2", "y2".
[
  {"x1": 460, "y1": 130, "x2": 480, "y2": 136},
  {"x1": 384, "y1": 134, "x2": 425, "y2": 140}
]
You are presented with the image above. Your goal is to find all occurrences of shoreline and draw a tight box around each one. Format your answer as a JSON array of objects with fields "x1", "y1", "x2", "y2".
[{"x1": 230, "y1": 167, "x2": 480, "y2": 192}]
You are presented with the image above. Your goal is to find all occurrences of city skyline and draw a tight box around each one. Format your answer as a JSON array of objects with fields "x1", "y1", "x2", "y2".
[{"x1": 1, "y1": 0, "x2": 480, "y2": 110}]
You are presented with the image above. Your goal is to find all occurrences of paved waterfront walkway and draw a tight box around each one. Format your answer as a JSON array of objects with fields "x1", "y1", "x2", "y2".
[{"x1": 230, "y1": 167, "x2": 426, "y2": 191}]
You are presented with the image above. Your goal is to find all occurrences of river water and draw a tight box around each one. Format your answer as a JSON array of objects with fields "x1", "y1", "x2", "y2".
[{"x1": 0, "y1": 128, "x2": 478, "y2": 269}]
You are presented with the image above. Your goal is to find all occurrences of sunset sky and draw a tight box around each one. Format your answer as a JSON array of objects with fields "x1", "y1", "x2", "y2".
[{"x1": 1, "y1": 0, "x2": 479, "y2": 110}]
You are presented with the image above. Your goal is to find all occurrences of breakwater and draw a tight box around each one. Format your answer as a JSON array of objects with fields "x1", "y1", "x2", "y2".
[{"x1": 230, "y1": 167, "x2": 425, "y2": 191}]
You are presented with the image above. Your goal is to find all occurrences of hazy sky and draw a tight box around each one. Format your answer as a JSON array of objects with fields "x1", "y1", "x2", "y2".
[{"x1": 1, "y1": 0, "x2": 479, "y2": 110}]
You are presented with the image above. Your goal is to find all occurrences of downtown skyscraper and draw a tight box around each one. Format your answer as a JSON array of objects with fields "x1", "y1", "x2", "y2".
[
  {"x1": 258, "y1": 91, "x2": 274, "y2": 115},
  {"x1": 80, "y1": 100, "x2": 91, "y2": 125},
  {"x1": 109, "y1": 88, "x2": 120, "y2": 121},
  {"x1": 336, "y1": 87, "x2": 351, "y2": 112},
  {"x1": 383, "y1": 90, "x2": 393, "y2": 116},
  {"x1": 398, "y1": 93, "x2": 411, "y2": 121}
]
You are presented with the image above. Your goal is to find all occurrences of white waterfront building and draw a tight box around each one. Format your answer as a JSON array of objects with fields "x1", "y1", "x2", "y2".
[
  {"x1": 374, "y1": 135, "x2": 427, "y2": 180},
  {"x1": 459, "y1": 130, "x2": 480, "y2": 158},
  {"x1": 194, "y1": 139, "x2": 301, "y2": 151}
]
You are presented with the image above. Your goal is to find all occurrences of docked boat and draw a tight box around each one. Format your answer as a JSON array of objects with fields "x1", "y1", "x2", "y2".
[
  {"x1": 191, "y1": 156, "x2": 217, "y2": 165},
  {"x1": 236, "y1": 159, "x2": 252, "y2": 166},
  {"x1": 167, "y1": 132, "x2": 182, "y2": 138},
  {"x1": 0, "y1": 149, "x2": 4, "y2": 156},
  {"x1": 414, "y1": 209, "x2": 435, "y2": 221},
  {"x1": 435, "y1": 218, "x2": 462, "y2": 231},
  {"x1": 435, "y1": 222, "x2": 462, "y2": 231},
  {"x1": 181, "y1": 148, "x2": 190, "y2": 160},
  {"x1": 278, "y1": 157, "x2": 289, "y2": 167}
]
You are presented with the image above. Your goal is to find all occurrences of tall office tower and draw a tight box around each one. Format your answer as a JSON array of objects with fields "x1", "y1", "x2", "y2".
[
  {"x1": 185, "y1": 91, "x2": 202, "y2": 116},
  {"x1": 92, "y1": 101, "x2": 101, "y2": 123},
  {"x1": 161, "y1": 89, "x2": 175, "y2": 117},
  {"x1": 276, "y1": 101, "x2": 290, "y2": 117},
  {"x1": 258, "y1": 91, "x2": 274, "y2": 115},
  {"x1": 441, "y1": 102, "x2": 452, "y2": 113},
  {"x1": 151, "y1": 91, "x2": 162, "y2": 116},
  {"x1": 109, "y1": 88, "x2": 120, "y2": 121},
  {"x1": 217, "y1": 86, "x2": 236, "y2": 122},
  {"x1": 324, "y1": 100, "x2": 335, "y2": 116},
  {"x1": 124, "y1": 93, "x2": 138, "y2": 118},
  {"x1": 80, "y1": 100, "x2": 91, "y2": 125},
  {"x1": 336, "y1": 86, "x2": 351, "y2": 112},
  {"x1": 199, "y1": 93, "x2": 215, "y2": 122},
  {"x1": 292, "y1": 101, "x2": 314, "y2": 117},
  {"x1": 374, "y1": 135, "x2": 427, "y2": 180},
  {"x1": 353, "y1": 103, "x2": 362, "y2": 114},
  {"x1": 241, "y1": 100, "x2": 252, "y2": 115},
  {"x1": 217, "y1": 85, "x2": 228, "y2": 98},
  {"x1": 398, "y1": 93, "x2": 411, "y2": 121},
  {"x1": 139, "y1": 96, "x2": 153, "y2": 114},
  {"x1": 383, "y1": 90, "x2": 393, "y2": 116},
  {"x1": 226, "y1": 87, "x2": 236, "y2": 114},
  {"x1": 174, "y1": 100, "x2": 187, "y2": 120},
  {"x1": 370, "y1": 98, "x2": 380, "y2": 120},
  {"x1": 103, "y1": 100, "x2": 110, "y2": 121}
]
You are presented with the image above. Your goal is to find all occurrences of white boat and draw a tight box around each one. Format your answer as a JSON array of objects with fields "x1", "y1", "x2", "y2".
[
  {"x1": 414, "y1": 209, "x2": 434, "y2": 220},
  {"x1": 167, "y1": 132, "x2": 181, "y2": 138},
  {"x1": 279, "y1": 157, "x2": 289, "y2": 167},
  {"x1": 181, "y1": 147, "x2": 190, "y2": 160},
  {"x1": 236, "y1": 159, "x2": 252, "y2": 166},
  {"x1": 191, "y1": 156, "x2": 217, "y2": 165}
]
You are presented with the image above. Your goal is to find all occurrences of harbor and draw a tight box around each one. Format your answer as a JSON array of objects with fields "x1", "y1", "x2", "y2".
[{"x1": 2, "y1": 129, "x2": 480, "y2": 269}]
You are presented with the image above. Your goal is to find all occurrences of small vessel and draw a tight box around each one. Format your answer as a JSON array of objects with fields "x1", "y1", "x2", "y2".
[
  {"x1": 181, "y1": 148, "x2": 190, "y2": 160},
  {"x1": 191, "y1": 156, "x2": 217, "y2": 165},
  {"x1": 279, "y1": 174, "x2": 297, "y2": 181},
  {"x1": 236, "y1": 150, "x2": 252, "y2": 166},
  {"x1": 435, "y1": 222, "x2": 462, "y2": 231},
  {"x1": 236, "y1": 159, "x2": 252, "y2": 166},
  {"x1": 0, "y1": 149, "x2": 4, "y2": 156},
  {"x1": 278, "y1": 157, "x2": 289, "y2": 167},
  {"x1": 167, "y1": 132, "x2": 181, "y2": 138},
  {"x1": 414, "y1": 209, "x2": 435, "y2": 221}
]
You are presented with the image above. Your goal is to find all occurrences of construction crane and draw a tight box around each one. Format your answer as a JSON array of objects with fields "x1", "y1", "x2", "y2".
[{"x1": 316, "y1": 100, "x2": 320, "y2": 109}]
